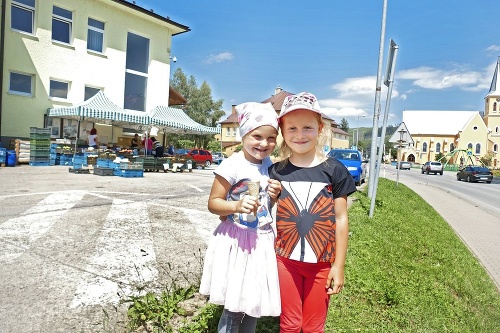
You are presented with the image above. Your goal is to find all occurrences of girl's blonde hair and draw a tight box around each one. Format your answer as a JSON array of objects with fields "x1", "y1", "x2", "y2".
[{"x1": 276, "y1": 112, "x2": 327, "y2": 170}]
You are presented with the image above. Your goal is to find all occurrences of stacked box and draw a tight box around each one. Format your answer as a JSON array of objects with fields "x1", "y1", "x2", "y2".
[
  {"x1": 72, "y1": 154, "x2": 86, "y2": 170},
  {"x1": 96, "y1": 158, "x2": 111, "y2": 168},
  {"x1": 119, "y1": 161, "x2": 143, "y2": 170},
  {"x1": 0, "y1": 148, "x2": 6, "y2": 165},
  {"x1": 59, "y1": 154, "x2": 73, "y2": 166},
  {"x1": 114, "y1": 169, "x2": 144, "y2": 177},
  {"x1": 29, "y1": 127, "x2": 51, "y2": 166}
]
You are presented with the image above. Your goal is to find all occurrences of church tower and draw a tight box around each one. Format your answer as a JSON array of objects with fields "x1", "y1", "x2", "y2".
[{"x1": 484, "y1": 57, "x2": 500, "y2": 164}]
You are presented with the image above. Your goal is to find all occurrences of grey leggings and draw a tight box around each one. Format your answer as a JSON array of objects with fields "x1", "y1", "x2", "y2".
[{"x1": 217, "y1": 309, "x2": 257, "y2": 333}]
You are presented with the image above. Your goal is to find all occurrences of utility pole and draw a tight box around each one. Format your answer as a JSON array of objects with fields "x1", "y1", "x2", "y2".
[{"x1": 367, "y1": 0, "x2": 388, "y2": 199}]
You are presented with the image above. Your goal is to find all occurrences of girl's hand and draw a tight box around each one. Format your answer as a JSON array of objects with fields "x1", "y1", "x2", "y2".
[
  {"x1": 326, "y1": 265, "x2": 345, "y2": 295},
  {"x1": 267, "y1": 179, "x2": 282, "y2": 200},
  {"x1": 235, "y1": 195, "x2": 258, "y2": 215}
]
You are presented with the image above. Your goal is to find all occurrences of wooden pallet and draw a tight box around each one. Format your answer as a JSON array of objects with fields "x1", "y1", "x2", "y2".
[{"x1": 68, "y1": 167, "x2": 90, "y2": 174}]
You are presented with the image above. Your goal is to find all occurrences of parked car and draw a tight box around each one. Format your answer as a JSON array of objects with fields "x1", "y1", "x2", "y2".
[
  {"x1": 456, "y1": 166, "x2": 493, "y2": 183},
  {"x1": 174, "y1": 148, "x2": 190, "y2": 156},
  {"x1": 328, "y1": 149, "x2": 367, "y2": 186},
  {"x1": 212, "y1": 152, "x2": 227, "y2": 165},
  {"x1": 185, "y1": 149, "x2": 213, "y2": 167},
  {"x1": 421, "y1": 161, "x2": 443, "y2": 175},
  {"x1": 397, "y1": 161, "x2": 411, "y2": 170}
]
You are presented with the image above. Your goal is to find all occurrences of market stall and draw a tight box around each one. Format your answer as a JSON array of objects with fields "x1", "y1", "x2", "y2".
[{"x1": 46, "y1": 92, "x2": 220, "y2": 174}]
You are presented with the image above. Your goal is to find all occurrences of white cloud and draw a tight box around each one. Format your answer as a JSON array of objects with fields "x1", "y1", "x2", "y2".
[
  {"x1": 486, "y1": 45, "x2": 500, "y2": 53},
  {"x1": 320, "y1": 76, "x2": 400, "y2": 120},
  {"x1": 397, "y1": 66, "x2": 486, "y2": 91},
  {"x1": 204, "y1": 52, "x2": 234, "y2": 64}
]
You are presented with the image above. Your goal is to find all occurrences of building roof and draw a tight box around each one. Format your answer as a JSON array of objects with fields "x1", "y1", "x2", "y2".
[
  {"x1": 403, "y1": 110, "x2": 479, "y2": 135},
  {"x1": 219, "y1": 113, "x2": 238, "y2": 125},
  {"x1": 332, "y1": 127, "x2": 348, "y2": 135},
  {"x1": 168, "y1": 86, "x2": 187, "y2": 106},
  {"x1": 113, "y1": 0, "x2": 190, "y2": 35},
  {"x1": 487, "y1": 57, "x2": 500, "y2": 97},
  {"x1": 261, "y1": 87, "x2": 293, "y2": 112}
]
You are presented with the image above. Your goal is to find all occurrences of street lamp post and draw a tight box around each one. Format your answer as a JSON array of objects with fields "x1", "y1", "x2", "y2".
[{"x1": 355, "y1": 114, "x2": 366, "y2": 148}]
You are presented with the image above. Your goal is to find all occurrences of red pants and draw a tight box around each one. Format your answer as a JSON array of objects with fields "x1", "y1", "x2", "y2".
[{"x1": 277, "y1": 255, "x2": 331, "y2": 333}]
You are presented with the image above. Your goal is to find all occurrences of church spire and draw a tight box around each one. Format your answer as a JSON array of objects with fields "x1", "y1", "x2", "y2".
[{"x1": 488, "y1": 56, "x2": 500, "y2": 95}]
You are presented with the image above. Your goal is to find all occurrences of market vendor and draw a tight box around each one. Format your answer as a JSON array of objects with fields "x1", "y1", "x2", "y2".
[{"x1": 131, "y1": 133, "x2": 140, "y2": 148}]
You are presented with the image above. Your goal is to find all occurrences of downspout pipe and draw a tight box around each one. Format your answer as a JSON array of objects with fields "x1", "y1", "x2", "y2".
[{"x1": 0, "y1": 0, "x2": 7, "y2": 141}]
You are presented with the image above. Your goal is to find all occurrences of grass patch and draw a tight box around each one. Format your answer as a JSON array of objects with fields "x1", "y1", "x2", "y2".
[
  {"x1": 327, "y1": 178, "x2": 500, "y2": 332},
  {"x1": 121, "y1": 178, "x2": 500, "y2": 332}
]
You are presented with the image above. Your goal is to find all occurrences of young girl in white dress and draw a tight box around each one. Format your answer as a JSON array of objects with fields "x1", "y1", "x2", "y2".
[{"x1": 199, "y1": 102, "x2": 282, "y2": 333}]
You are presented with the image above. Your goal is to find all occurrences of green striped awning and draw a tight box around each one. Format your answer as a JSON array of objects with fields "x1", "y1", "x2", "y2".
[
  {"x1": 149, "y1": 105, "x2": 220, "y2": 135},
  {"x1": 47, "y1": 91, "x2": 149, "y2": 129},
  {"x1": 47, "y1": 92, "x2": 221, "y2": 135}
]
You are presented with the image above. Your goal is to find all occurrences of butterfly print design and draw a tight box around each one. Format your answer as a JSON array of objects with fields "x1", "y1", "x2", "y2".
[{"x1": 276, "y1": 187, "x2": 336, "y2": 262}]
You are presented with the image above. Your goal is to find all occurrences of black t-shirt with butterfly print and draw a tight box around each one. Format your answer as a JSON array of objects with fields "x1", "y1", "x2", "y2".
[{"x1": 269, "y1": 157, "x2": 356, "y2": 263}]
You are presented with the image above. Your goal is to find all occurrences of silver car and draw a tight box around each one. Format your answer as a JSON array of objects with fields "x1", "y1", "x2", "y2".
[{"x1": 421, "y1": 161, "x2": 443, "y2": 175}]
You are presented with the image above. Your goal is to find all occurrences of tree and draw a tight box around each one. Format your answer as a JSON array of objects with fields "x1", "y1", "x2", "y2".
[
  {"x1": 170, "y1": 68, "x2": 226, "y2": 148},
  {"x1": 340, "y1": 118, "x2": 349, "y2": 133}
]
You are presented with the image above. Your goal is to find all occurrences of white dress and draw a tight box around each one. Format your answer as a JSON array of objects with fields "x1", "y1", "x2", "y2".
[{"x1": 199, "y1": 153, "x2": 281, "y2": 318}]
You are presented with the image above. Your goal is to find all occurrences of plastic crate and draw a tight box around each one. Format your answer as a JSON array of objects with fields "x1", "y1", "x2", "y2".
[
  {"x1": 29, "y1": 161, "x2": 51, "y2": 166},
  {"x1": 0, "y1": 148, "x2": 6, "y2": 164},
  {"x1": 119, "y1": 161, "x2": 143, "y2": 170},
  {"x1": 29, "y1": 150, "x2": 50, "y2": 157},
  {"x1": 30, "y1": 127, "x2": 51, "y2": 135},
  {"x1": 114, "y1": 169, "x2": 144, "y2": 178}
]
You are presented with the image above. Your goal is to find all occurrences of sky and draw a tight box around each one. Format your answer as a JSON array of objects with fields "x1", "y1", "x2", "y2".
[{"x1": 134, "y1": 0, "x2": 499, "y2": 128}]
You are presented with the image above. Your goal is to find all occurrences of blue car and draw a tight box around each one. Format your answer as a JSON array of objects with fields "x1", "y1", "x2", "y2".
[{"x1": 328, "y1": 149, "x2": 367, "y2": 186}]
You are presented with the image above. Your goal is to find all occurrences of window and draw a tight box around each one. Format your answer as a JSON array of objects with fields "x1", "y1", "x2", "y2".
[
  {"x1": 496, "y1": 127, "x2": 499, "y2": 134},
  {"x1": 9, "y1": 72, "x2": 33, "y2": 96},
  {"x1": 450, "y1": 143, "x2": 455, "y2": 152},
  {"x1": 475, "y1": 143, "x2": 481, "y2": 155},
  {"x1": 494, "y1": 144, "x2": 498, "y2": 153},
  {"x1": 473, "y1": 126, "x2": 478, "y2": 130},
  {"x1": 87, "y1": 18, "x2": 104, "y2": 52},
  {"x1": 50, "y1": 79, "x2": 69, "y2": 99},
  {"x1": 226, "y1": 127, "x2": 230, "y2": 135},
  {"x1": 467, "y1": 143, "x2": 473, "y2": 150},
  {"x1": 52, "y1": 6, "x2": 72, "y2": 44},
  {"x1": 84, "y1": 86, "x2": 100, "y2": 100},
  {"x1": 124, "y1": 73, "x2": 147, "y2": 111},
  {"x1": 126, "y1": 32, "x2": 149, "y2": 73},
  {"x1": 11, "y1": 0, "x2": 35, "y2": 34},
  {"x1": 494, "y1": 102, "x2": 497, "y2": 112},
  {"x1": 436, "y1": 142, "x2": 441, "y2": 153},
  {"x1": 422, "y1": 142, "x2": 427, "y2": 153},
  {"x1": 124, "y1": 32, "x2": 149, "y2": 111}
]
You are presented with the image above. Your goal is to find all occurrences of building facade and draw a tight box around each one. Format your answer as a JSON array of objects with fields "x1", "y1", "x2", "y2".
[
  {"x1": 401, "y1": 57, "x2": 500, "y2": 167},
  {"x1": 1, "y1": 0, "x2": 189, "y2": 146}
]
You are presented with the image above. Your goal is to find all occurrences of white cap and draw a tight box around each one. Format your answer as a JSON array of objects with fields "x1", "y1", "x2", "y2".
[{"x1": 278, "y1": 92, "x2": 322, "y2": 119}]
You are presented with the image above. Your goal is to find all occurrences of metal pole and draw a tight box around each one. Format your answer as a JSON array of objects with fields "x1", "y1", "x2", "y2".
[
  {"x1": 369, "y1": 40, "x2": 398, "y2": 217},
  {"x1": 368, "y1": 0, "x2": 388, "y2": 199}
]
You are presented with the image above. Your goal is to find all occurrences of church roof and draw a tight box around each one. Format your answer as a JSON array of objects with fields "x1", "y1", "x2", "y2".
[
  {"x1": 403, "y1": 110, "x2": 480, "y2": 135},
  {"x1": 487, "y1": 57, "x2": 500, "y2": 97}
]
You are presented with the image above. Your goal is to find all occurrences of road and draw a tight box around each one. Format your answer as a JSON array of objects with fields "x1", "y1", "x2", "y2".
[
  {"x1": 0, "y1": 165, "x2": 220, "y2": 333},
  {"x1": 378, "y1": 164, "x2": 500, "y2": 290}
]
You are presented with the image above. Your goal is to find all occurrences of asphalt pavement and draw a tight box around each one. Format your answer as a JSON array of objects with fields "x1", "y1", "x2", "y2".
[{"x1": 378, "y1": 166, "x2": 500, "y2": 291}]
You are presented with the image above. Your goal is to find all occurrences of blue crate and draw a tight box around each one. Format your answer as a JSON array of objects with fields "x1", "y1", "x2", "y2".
[
  {"x1": 114, "y1": 169, "x2": 144, "y2": 178},
  {"x1": 109, "y1": 161, "x2": 120, "y2": 170},
  {"x1": 96, "y1": 158, "x2": 111, "y2": 168},
  {"x1": 0, "y1": 148, "x2": 6, "y2": 164},
  {"x1": 29, "y1": 161, "x2": 51, "y2": 166}
]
